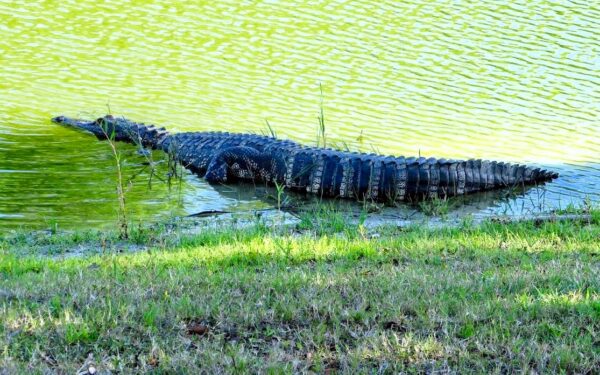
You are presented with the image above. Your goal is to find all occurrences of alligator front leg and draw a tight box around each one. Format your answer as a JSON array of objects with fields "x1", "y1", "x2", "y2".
[{"x1": 204, "y1": 146, "x2": 278, "y2": 184}]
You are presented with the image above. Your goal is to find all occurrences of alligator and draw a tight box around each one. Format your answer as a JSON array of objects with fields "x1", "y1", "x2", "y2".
[{"x1": 52, "y1": 115, "x2": 559, "y2": 203}]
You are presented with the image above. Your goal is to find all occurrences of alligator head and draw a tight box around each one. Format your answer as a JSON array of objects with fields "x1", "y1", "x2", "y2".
[{"x1": 52, "y1": 115, "x2": 133, "y2": 142}]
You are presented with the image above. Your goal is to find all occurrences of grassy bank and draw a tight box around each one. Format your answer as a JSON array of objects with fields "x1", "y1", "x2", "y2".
[{"x1": 1, "y1": 213, "x2": 599, "y2": 373}]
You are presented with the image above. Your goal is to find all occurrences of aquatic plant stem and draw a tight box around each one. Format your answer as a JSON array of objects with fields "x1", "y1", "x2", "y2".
[{"x1": 99, "y1": 118, "x2": 129, "y2": 239}]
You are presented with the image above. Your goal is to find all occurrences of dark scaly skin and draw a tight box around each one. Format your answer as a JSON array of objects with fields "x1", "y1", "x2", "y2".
[{"x1": 52, "y1": 115, "x2": 559, "y2": 203}]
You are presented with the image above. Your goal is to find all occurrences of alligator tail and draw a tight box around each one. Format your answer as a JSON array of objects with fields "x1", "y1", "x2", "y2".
[{"x1": 407, "y1": 158, "x2": 559, "y2": 200}]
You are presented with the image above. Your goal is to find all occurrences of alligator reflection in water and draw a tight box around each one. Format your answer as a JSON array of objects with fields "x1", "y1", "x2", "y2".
[{"x1": 53, "y1": 114, "x2": 559, "y2": 205}]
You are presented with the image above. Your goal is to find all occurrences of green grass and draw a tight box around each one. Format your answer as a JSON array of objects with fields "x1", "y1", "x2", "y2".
[
  {"x1": 418, "y1": 196, "x2": 453, "y2": 218},
  {"x1": 1, "y1": 213, "x2": 599, "y2": 373}
]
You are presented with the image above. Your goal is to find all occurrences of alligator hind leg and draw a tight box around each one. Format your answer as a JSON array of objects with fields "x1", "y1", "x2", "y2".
[{"x1": 205, "y1": 146, "x2": 272, "y2": 184}]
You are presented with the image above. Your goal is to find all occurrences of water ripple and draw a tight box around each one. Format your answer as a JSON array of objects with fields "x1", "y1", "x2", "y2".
[{"x1": 0, "y1": 0, "x2": 598, "y2": 230}]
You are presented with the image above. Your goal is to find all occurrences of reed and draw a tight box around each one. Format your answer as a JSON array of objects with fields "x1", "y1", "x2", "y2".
[
  {"x1": 316, "y1": 82, "x2": 326, "y2": 148},
  {"x1": 98, "y1": 117, "x2": 129, "y2": 239}
]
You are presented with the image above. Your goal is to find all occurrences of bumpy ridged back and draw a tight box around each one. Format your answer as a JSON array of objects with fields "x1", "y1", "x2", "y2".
[
  {"x1": 96, "y1": 116, "x2": 171, "y2": 150},
  {"x1": 170, "y1": 130, "x2": 557, "y2": 202},
  {"x1": 89, "y1": 116, "x2": 558, "y2": 202}
]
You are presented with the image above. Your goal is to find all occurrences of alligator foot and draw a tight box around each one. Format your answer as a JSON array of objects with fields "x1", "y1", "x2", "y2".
[{"x1": 205, "y1": 146, "x2": 269, "y2": 183}]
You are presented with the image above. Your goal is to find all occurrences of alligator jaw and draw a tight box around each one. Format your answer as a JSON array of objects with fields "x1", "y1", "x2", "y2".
[
  {"x1": 53, "y1": 115, "x2": 170, "y2": 148},
  {"x1": 52, "y1": 115, "x2": 107, "y2": 139}
]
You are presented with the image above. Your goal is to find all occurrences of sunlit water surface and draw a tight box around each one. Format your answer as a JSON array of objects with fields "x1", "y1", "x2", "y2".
[{"x1": 0, "y1": 1, "x2": 598, "y2": 230}]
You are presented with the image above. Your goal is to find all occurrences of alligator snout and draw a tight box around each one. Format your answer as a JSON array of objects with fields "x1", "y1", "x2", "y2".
[{"x1": 52, "y1": 115, "x2": 106, "y2": 139}]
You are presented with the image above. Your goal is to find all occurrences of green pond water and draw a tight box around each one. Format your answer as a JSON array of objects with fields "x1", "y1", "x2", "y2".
[{"x1": 1, "y1": 1, "x2": 599, "y2": 231}]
